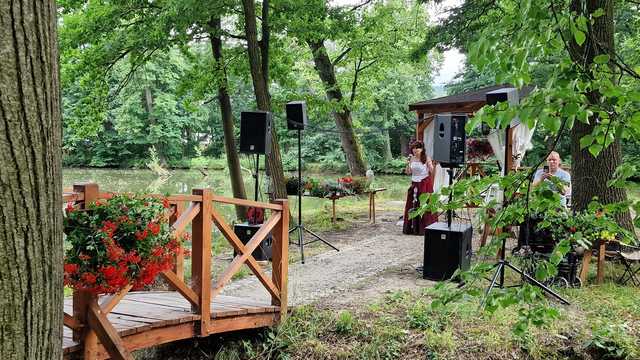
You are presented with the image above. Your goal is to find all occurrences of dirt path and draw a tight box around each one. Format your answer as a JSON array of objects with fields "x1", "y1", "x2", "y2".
[{"x1": 221, "y1": 206, "x2": 441, "y2": 308}]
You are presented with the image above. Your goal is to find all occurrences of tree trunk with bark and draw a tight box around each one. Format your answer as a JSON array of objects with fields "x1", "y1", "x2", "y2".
[
  {"x1": 241, "y1": 0, "x2": 287, "y2": 200},
  {"x1": 567, "y1": 0, "x2": 633, "y2": 231},
  {"x1": 142, "y1": 87, "x2": 167, "y2": 166},
  {"x1": 0, "y1": 1, "x2": 63, "y2": 358},
  {"x1": 383, "y1": 128, "x2": 393, "y2": 162},
  {"x1": 308, "y1": 40, "x2": 368, "y2": 176},
  {"x1": 209, "y1": 21, "x2": 248, "y2": 220}
]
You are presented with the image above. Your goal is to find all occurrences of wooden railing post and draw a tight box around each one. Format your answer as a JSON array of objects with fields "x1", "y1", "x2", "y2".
[
  {"x1": 169, "y1": 202, "x2": 186, "y2": 283},
  {"x1": 71, "y1": 183, "x2": 99, "y2": 356},
  {"x1": 191, "y1": 189, "x2": 212, "y2": 336},
  {"x1": 271, "y1": 199, "x2": 289, "y2": 319}
]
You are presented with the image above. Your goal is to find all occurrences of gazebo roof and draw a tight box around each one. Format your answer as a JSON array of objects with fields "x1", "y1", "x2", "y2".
[{"x1": 408, "y1": 84, "x2": 534, "y2": 114}]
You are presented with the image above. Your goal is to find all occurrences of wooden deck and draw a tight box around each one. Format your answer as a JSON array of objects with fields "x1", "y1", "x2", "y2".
[
  {"x1": 62, "y1": 183, "x2": 289, "y2": 359},
  {"x1": 63, "y1": 291, "x2": 279, "y2": 357}
]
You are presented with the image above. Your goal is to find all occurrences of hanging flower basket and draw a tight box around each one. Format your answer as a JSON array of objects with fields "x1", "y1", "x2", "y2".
[
  {"x1": 466, "y1": 138, "x2": 494, "y2": 161},
  {"x1": 63, "y1": 195, "x2": 182, "y2": 294}
]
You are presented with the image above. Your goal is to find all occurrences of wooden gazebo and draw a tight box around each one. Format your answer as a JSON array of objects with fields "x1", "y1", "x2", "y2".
[{"x1": 409, "y1": 84, "x2": 533, "y2": 171}]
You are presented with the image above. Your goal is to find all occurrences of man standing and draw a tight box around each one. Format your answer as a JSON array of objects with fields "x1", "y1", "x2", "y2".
[{"x1": 533, "y1": 151, "x2": 572, "y2": 207}]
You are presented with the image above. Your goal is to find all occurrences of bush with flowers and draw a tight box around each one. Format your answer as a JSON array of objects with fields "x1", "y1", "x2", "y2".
[{"x1": 64, "y1": 195, "x2": 181, "y2": 294}]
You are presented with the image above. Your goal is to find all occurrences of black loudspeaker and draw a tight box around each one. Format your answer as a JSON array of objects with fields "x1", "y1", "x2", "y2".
[
  {"x1": 423, "y1": 222, "x2": 473, "y2": 281},
  {"x1": 286, "y1": 101, "x2": 308, "y2": 130},
  {"x1": 432, "y1": 113, "x2": 467, "y2": 167},
  {"x1": 486, "y1": 87, "x2": 519, "y2": 106},
  {"x1": 239, "y1": 111, "x2": 272, "y2": 154},
  {"x1": 233, "y1": 223, "x2": 272, "y2": 261}
]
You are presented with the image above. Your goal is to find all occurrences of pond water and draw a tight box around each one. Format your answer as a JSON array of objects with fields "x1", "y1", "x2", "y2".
[{"x1": 63, "y1": 168, "x2": 408, "y2": 225}]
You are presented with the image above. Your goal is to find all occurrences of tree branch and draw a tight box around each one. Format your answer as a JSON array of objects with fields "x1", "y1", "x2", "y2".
[{"x1": 332, "y1": 47, "x2": 352, "y2": 66}]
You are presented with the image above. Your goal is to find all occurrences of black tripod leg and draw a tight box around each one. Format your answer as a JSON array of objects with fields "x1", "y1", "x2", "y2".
[
  {"x1": 298, "y1": 224, "x2": 305, "y2": 264},
  {"x1": 481, "y1": 262, "x2": 504, "y2": 308},
  {"x1": 505, "y1": 262, "x2": 570, "y2": 305},
  {"x1": 304, "y1": 227, "x2": 339, "y2": 251}
]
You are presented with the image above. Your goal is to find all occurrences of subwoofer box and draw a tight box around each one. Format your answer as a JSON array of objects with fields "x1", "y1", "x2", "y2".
[
  {"x1": 233, "y1": 223, "x2": 272, "y2": 261},
  {"x1": 423, "y1": 222, "x2": 472, "y2": 281}
]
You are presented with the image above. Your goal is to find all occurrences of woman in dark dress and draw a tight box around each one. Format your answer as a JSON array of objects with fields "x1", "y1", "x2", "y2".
[{"x1": 403, "y1": 141, "x2": 438, "y2": 235}]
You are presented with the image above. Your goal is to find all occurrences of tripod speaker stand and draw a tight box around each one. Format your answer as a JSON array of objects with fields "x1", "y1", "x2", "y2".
[
  {"x1": 286, "y1": 101, "x2": 338, "y2": 263},
  {"x1": 288, "y1": 128, "x2": 339, "y2": 263},
  {"x1": 481, "y1": 122, "x2": 569, "y2": 306}
]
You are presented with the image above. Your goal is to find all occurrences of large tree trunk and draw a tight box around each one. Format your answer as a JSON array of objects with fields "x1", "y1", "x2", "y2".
[
  {"x1": 567, "y1": 0, "x2": 633, "y2": 230},
  {"x1": 0, "y1": 0, "x2": 63, "y2": 358},
  {"x1": 383, "y1": 128, "x2": 393, "y2": 162},
  {"x1": 209, "y1": 21, "x2": 247, "y2": 220},
  {"x1": 142, "y1": 87, "x2": 167, "y2": 166},
  {"x1": 241, "y1": 0, "x2": 287, "y2": 200},
  {"x1": 308, "y1": 40, "x2": 368, "y2": 176}
]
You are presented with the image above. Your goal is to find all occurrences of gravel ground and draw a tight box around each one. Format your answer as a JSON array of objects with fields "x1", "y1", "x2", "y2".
[{"x1": 221, "y1": 205, "x2": 487, "y2": 308}]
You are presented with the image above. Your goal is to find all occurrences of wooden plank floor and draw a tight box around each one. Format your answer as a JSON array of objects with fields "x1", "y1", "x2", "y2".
[{"x1": 63, "y1": 291, "x2": 279, "y2": 356}]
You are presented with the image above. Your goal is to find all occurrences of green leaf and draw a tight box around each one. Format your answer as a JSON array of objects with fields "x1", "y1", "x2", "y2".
[
  {"x1": 592, "y1": 8, "x2": 605, "y2": 18},
  {"x1": 574, "y1": 30, "x2": 586, "y2": 46},
  {"x1": 580, "y1": 134, "x2": 594, "y2": 149},
  {"x1": 588, "y1": 143, "x2": 603, "y2": 157},
  {"x1": 593, "y1": 54, "x2": 610, "y2": 64}
]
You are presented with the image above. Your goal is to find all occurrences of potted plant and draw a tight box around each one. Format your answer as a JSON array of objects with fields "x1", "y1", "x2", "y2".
[{"x1": 63, "y1": 195, "x2": 183, "y2": 294}]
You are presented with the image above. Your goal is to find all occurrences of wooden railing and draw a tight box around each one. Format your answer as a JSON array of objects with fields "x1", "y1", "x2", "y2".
[{"x1": 62, "y1": 183, "x2": 289, "y2": 359}]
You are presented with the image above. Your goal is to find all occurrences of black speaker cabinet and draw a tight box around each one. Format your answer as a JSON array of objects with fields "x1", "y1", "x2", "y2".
[
  {"x1": 423, "y1": 222, "x2": 473, "y2": 281},
  {"x1": 233, "y1": 223, "x2": 272, "y2": 261},
  {"x1": 432, "y1": 113, "x2": 467, "y2": 168},
  {"x1": 286, "y1": 101, "x2": 308, "y2": 130},
  {"x1": 239, "y1": 111, "x2": 272, "y2": 154},
  {"x1": 486, "y1": 87, "x2": 519, "y2": 106}
]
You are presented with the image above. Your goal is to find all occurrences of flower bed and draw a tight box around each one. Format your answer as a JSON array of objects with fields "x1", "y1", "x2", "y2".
[{"x1": 63, "y1": 194, "x2": 183, "y2": 294}]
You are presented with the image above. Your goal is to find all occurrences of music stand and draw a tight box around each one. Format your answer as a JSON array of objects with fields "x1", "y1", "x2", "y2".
[
  {"x1": 481, "y1": 124, "x2": 569, "y2": 306},
  {"x1": 288, "y1": 124, "x2": 339, "y2": 264}
]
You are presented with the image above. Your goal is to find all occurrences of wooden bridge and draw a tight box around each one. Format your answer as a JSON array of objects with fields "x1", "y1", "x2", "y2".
[{"x1": 62, "y1": 183, "x2": 289, "y2": 359}]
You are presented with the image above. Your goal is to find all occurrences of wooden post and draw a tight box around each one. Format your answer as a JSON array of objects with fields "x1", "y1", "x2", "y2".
[
  {"x1": 506, "y1": 126, "x2": 514, "y2": 172},
  {"x1": 169, "y1": 202, "x2": 186, "y2": 282},
  {"x1": 271, "y1": 199, "x2": 289, "y2": 319},
  {"x1": 597, "y1": 240, "x2": 606, "y2": 284},
  {"x1": 71, "y1": 183, "x2": 98, "y2": 348},
  {"x1": 191, "y1": 189, "x2": 212, "y2": 336},
  {"x1": 331, "y1": 198, "x2": 336, "y2": 223},
  {"x1": 580, "y1": 250, "x2": 592, "y2": 284}
]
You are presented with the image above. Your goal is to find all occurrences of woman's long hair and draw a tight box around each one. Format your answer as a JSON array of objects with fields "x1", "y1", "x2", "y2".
[{"x1": 409, "y1": 140, "x2": 427, "y2": 164}]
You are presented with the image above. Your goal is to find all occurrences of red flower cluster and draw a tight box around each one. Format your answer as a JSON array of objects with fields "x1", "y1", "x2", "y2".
[
  {"x1": 338, "y1": 176, "x2": 353, "y2": 184},
  {"x1": 64, "y1": 195, "x2": 182, "y2": 294}
]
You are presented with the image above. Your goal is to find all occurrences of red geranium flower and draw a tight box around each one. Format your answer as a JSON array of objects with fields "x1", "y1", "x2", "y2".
[
  {"x1": 78, "y1": 253, "x2": 91, "y2": 261},
  {"x1": 81, "y1": 272, "x2": 97, "y2": 285},
  {"x1": 65, "y1": 203, "x2": 75, "y2": 214},
  {"x1": 147, "y1": 222, "x2": 160, "y2": 236},
  {"x1": 64, "y1": 263, "x2": 79, "y2": 274},
  {"x1": 100, "y1": 265, "x2": 117, "y2": 279},
  {"x1": 135, "y1": 229, "x2": 148, "y2": 240}
]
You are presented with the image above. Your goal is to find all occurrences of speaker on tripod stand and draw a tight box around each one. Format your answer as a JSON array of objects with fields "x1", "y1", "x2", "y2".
[
  {"x1": 235, "y1": 111, "x2": 273, "y2": 261},
  {"x1": 286, "y1": 101, "x2": 338, "y2": 264},
  {"x1": 423, "y1": 113, "x2": 473, "y2": 281}
]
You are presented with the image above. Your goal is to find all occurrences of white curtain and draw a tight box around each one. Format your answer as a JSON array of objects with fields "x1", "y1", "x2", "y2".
[
  {"x1": 487, "y1": 120, "x2": 535, "y2": 171},
  {"x1": 423, "y1": 119, "x2": 449, "y2": 192}
]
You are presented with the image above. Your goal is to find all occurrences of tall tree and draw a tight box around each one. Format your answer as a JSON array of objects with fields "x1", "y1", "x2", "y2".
[
  {"x1": 308, "y1": 40, "x2": 368, "y2": 176},
  {"x1": 565, "y1": 0, "x2": 631, "y2": 229},
  {"x1": 241, "y1": 0, "x2": 288, "y2": 199},
  {"x1": 59, "y1": 1, "x2": 252, "y2": 213},
  {"x1": 0, "y1": 0, "x2": 63, "y2": 358},
  {"x1": 210, "y1": 18, "x2": 248, "y2": 219}
]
